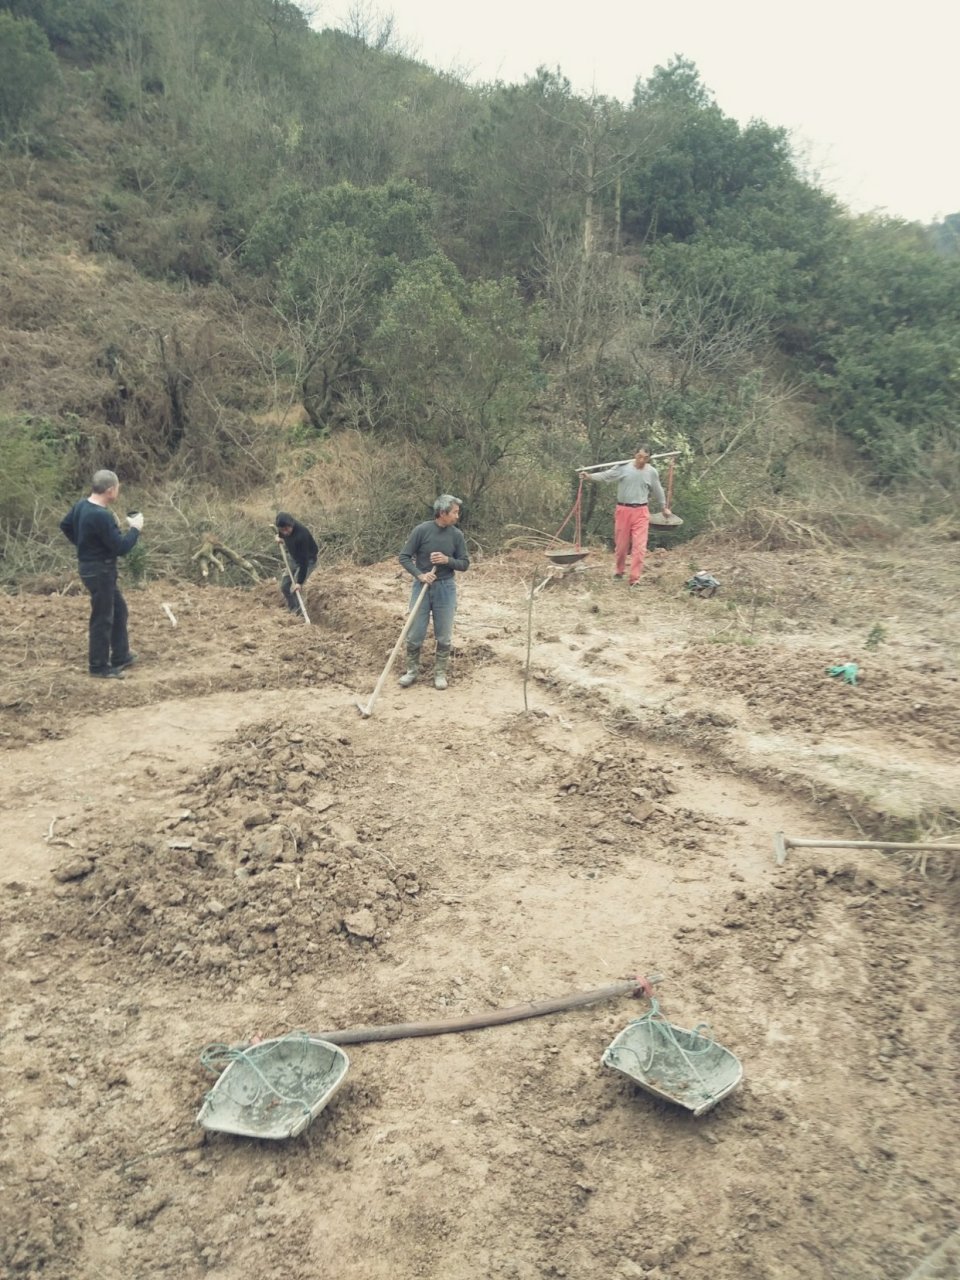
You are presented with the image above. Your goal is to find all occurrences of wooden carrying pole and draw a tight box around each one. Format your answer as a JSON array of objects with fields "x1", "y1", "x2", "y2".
[
  {"x1": 578, "y1": 450, "x2": 681, "y2": 472},
  {"x1": 356, "y1": 580, "x2": 431, "y2": 718},
  {"x1": 774, "y1": 831, "x2": 960, "y2": 866},
  {"x1": 312, "y1": 977, "x2": 655, "y2": 1046}
]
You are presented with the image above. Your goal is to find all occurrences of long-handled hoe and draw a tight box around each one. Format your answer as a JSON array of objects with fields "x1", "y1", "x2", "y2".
[
  {"x1": 277, "y1": 538, "x2": 311, "y2": 625},
  {"x1": 356, "y1": 580, "x2": 431, "y2": 718}
]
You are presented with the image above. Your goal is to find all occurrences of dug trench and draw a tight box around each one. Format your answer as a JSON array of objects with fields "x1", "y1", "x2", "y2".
[{"x1": 1, "y1": 544, "x2": 958, "y2": 1280}]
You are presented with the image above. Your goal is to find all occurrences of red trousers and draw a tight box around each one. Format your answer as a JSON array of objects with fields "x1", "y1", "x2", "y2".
[{"x1": 614, "y1": 504, "x2": 650, "y2": 584}]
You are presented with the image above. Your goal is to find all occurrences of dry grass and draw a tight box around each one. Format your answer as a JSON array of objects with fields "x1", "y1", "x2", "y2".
[{"x1": 711, "y1": 489, "x2": 903, "y2": 551}]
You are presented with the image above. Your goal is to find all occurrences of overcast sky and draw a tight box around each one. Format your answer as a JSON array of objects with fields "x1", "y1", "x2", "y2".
[{"x1": 325, "y1": 0, "x2": 958, "y2": 224}]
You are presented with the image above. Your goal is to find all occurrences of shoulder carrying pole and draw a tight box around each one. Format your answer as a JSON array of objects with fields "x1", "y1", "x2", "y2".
[
  {"x1": 579, "y1": 450, "x2": 681, "y2": 472},
  {"x1": 312, "y1": 977, "x2": 656, "y2": 1045}
]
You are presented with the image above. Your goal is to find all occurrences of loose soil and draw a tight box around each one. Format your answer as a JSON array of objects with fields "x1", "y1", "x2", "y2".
[{"x1": 2, "y1": 536, "x2": 959, "y2": 1280}]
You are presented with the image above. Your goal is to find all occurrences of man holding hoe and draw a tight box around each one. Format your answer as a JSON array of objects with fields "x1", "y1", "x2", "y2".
[
  {"x1": 275, "y1": 512, "x2": 318, "y2": 614},
  {"x1": 579, "y1": 446, "x2": 671, "y2": 587},
  {"x1": 397, "y1": 495, "x2": 470, "y2": 690}
]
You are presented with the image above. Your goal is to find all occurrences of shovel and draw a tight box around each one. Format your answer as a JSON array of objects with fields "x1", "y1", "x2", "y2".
[{"x1": 356, "y1": 578, "x2": 431, "y2": 718}]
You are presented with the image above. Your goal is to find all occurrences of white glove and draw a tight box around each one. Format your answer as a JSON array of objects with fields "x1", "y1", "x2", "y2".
[{"x1": 127, "y1": 513, "x2": 144, "y2": 531}]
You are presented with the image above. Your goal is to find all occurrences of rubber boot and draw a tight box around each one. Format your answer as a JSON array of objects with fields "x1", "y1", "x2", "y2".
[
  {"x1": 433, "y1": 649, "x2": 450, "y2": 690},
  {"x1": 398, "y1": 645, "x2": 421, "y2": 687}
]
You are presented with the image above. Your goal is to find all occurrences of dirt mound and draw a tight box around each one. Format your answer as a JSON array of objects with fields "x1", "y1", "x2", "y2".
[
  {"x1": 549, "y1": 748, "x2": 733, "y2": 865},
  {"x1": 29, "y1": 720, "x2": 423, "y2": 989},
  {"x1": 680, "y1": 640, "x2": 960, "y2": 752}
]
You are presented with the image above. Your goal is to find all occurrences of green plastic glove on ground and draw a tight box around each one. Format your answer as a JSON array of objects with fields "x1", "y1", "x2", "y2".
[{"x1": 826, "y1": 663, "x2": 859, "y2": 685}]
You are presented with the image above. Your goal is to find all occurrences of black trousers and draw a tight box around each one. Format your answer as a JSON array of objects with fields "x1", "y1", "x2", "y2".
[
  {"x1": 281, "y1": 559, "x2": 316, "y2": 611},
  {"x1": 79, "y1": 561, "x2": 129, "y2": 673}
]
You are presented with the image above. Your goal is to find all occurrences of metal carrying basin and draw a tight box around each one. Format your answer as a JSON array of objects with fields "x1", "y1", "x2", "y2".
[
  {"x1": 545, "y1": 548, "x2": 590, "y2": 565},
  {"x1": 603, "y1": 1009, "x2": 742, "y2": 1116},
  {"x1": 197, "y1": 1033, "x2": 350, "y2": 1140}
]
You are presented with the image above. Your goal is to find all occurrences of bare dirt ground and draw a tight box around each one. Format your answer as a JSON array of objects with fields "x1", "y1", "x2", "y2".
[{"x1": 2, "y1": 533, "x2": 959, "y2": 1280}]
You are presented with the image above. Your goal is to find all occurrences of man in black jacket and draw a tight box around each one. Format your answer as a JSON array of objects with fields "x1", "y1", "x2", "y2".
[
  {"x1": 275, "y1": 512, "x2": 319, "y2": 613},
  {"x1": 60, "y1": 469, "x2": 143, "y2": 679}
]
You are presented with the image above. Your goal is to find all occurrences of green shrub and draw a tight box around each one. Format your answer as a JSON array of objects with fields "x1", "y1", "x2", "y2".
[
  {"x1": 2, "y1": 0, "x2": 131, "y2": 60},
  {"x1": 0, "y1": 416, "x2": 70, "y2": 529},
  {"x1": 124, "y1": 537, "x2": 148, "y2": 585},
  {"x1": 649, "y1": 473, "x2": 714, "y2": 547},
  {"x1": 0, "y1": 13, "x2": 61, "y2": 136}
]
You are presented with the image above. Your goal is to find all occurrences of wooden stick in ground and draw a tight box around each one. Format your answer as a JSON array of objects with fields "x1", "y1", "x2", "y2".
[
  {"x1": 523, "y1": 574, "x2": 536, "y2": 712},
  {"x1": 311, "y1": 977, "x2": 655, "y2": 1045},
  {"x1": 277, "y1": 538, "x2": 311, "y2": 624},
  {"x1": 356, "y1": 579, "x2": 431, "y2": 718}
]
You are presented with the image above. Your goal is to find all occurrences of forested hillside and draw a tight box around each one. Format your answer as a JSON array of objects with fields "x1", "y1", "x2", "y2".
[{"x1": 1, "y1": 0, "x2": 958, "y2": 574}]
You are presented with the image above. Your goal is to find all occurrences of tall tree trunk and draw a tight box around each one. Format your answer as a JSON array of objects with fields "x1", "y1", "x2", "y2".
[{"x1": 583, "y1": 146, "x2": 594, "y2": 258}]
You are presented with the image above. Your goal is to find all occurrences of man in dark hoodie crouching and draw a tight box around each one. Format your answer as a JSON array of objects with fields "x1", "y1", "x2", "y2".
[{"x1": 275, "y1": 512, "x2": 318, "y2": 613}]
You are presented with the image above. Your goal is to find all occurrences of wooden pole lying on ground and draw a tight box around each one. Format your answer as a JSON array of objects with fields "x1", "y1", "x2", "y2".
[
  {"x1": 355, "y1": 579, "x2": 431, "y2": 718},
  {"x1": 278, "y1": 539, "x2": 311, "y2": 625},
  {"x1": 310, "y1": 976, "x2": 657, "y2": 1046},
  {"x1": 773, "y1": 831, "x2": 960, "y2": 866}
]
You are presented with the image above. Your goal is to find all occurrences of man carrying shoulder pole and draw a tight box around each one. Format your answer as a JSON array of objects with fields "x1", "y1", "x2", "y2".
[{"x1": 579, "y1": 445, "x2": 671, "y2": 587}]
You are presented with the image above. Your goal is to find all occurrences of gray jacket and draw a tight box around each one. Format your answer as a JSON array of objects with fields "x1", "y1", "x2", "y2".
[
  {"x1": 399, "y1": 521, "x2": 470, "y2": 581},
  {"x1": 587, "y1": 462, "x2": 666, "y2": 508}
]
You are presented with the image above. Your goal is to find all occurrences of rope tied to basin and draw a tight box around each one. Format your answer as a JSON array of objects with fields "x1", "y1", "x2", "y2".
[
  {"x1": 550, "y1": 472, "x2": 586, "y2": 552},
  {"x1": 631, "y1": 1005, "x2": 719, "y2": 1077},
  {"x1": 602, "y1": 995, "x2": 742, "y2": 1114},
  {"x1": 200, "y1": 1033, "x2": 313, "y2": 1117}
]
